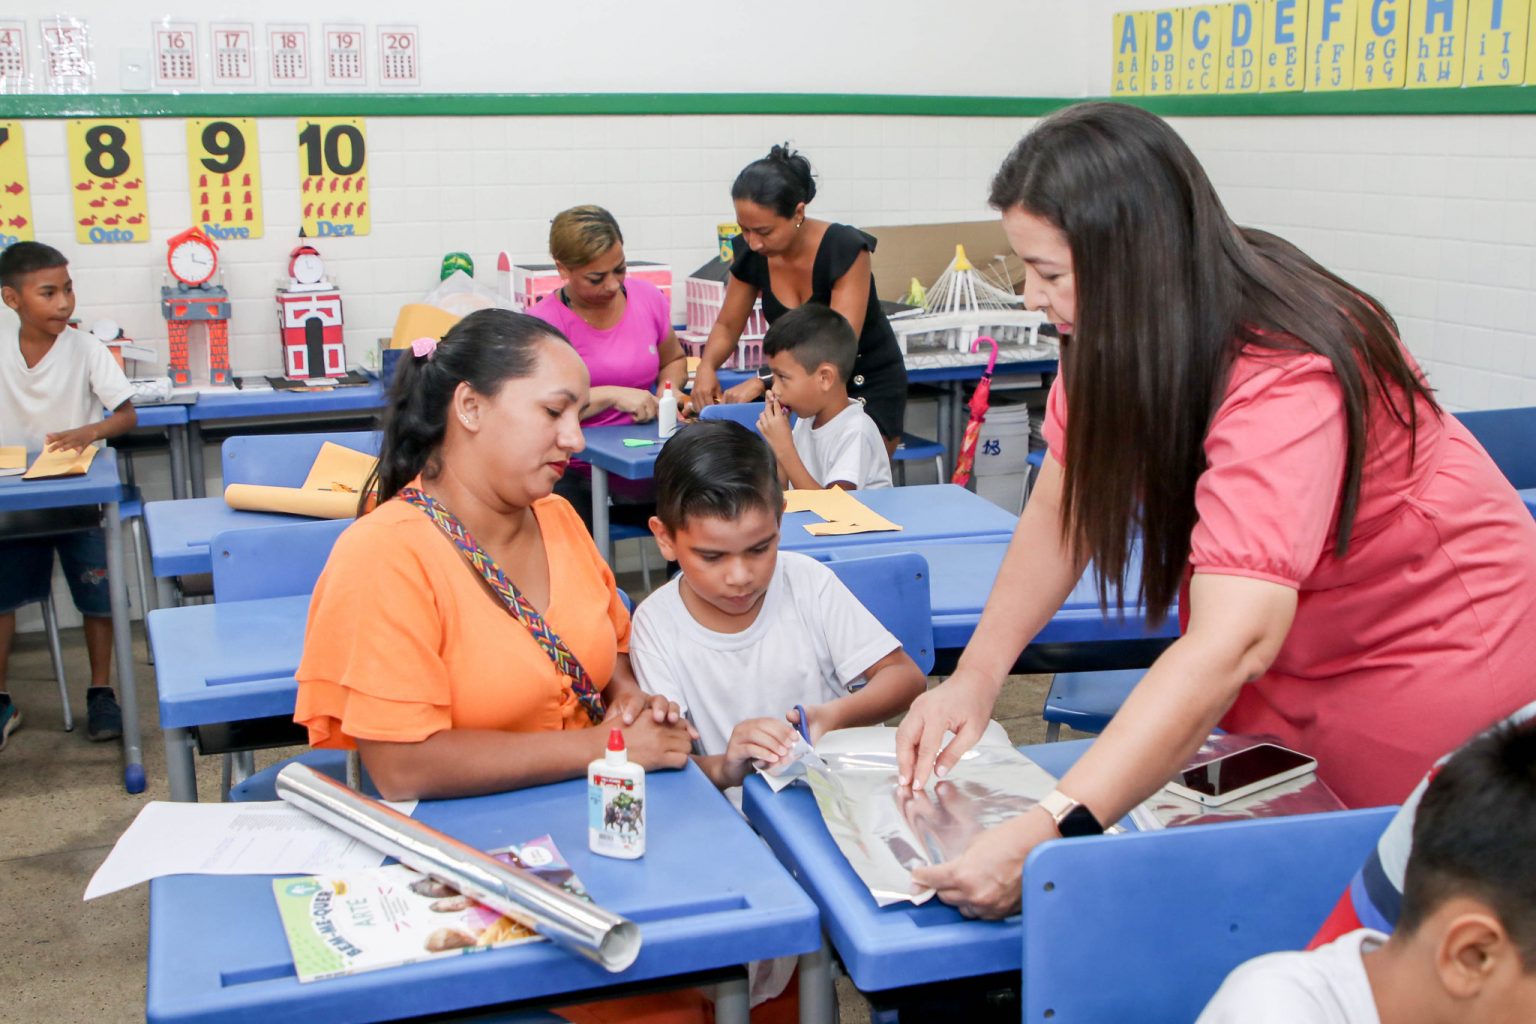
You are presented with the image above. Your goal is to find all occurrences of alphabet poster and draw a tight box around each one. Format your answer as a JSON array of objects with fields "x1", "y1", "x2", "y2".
[
  {"x1": 1113, "y1": 11, "x2": 1149, "y2": 94},
  {"x1": 1148, "y1": 8, "x2": 1185, "y2": 93},
  {"x1": 1357, "y1": 0, "x2": 1412, "y2": 85},
  {"x1": 1306, "y1": 0, "x2": 1360, "y2": 88},
  {"x1": 1463, "y1": 0, "x2": 1530, "y2": 84},
  {"x1": 1407, "y1": 0, "x2": 1469, "y2": 87},
  {"x1": 1262, "y1": 0, "x2": 1310, "y2": 91},
  {"x1": 1222, "y1": 2, "x2": 1265, "y2": 91},
  {"x1": 1182, "y1": 5, "x2": 1224, "y2": 92}
]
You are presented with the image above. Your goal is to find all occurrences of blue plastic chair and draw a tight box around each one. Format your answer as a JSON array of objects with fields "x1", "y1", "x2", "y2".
[
  {"x1": 1453, "y1": 407, "x2": 1536, "y2": 488},
  {"x1": 221, "y1": 429, "x2": 382, "y2": 487},
  {"x1": 699, "y1": 401, "x2": 768, "y2": 432},
  {"x1": 1043, "y1": 668, "x2": 1145, "y2": 741},
  {"x1": 210, "y1": 517, "x2": 351, "y2": 603},
  {"x1": 823, "y1": 551, "x2": 935, "y2": 674},
  {"x1": 1022, "y1": 806, "x2": 1395, "y2": 1022},
  {"x1": 892, "y1": 433, "x2": 945, "y2": 485},
  {"x1": 608, "y1": 520, "x2": 653, "y2": 593}
]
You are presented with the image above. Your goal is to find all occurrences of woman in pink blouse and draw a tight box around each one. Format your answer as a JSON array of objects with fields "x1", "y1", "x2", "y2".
[
  {"x1": 895, "y1": 103, "x2": 1536, "y2": 919},
  {"x1": 528, "y1": 206, "x2": 687, "y2": 532}
]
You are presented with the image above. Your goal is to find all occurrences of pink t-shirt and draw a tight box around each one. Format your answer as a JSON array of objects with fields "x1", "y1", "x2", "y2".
[
  {"x1": 528, "y1": 279, "x2": 670, "y2": 429},
  {"x1": 1045, "y1": 344, "x2": 1536, "y2": 808}
]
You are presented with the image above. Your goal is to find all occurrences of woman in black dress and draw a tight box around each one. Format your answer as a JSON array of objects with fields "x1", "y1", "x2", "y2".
[{"x1": 689, "y1": 145, "x2": 908, "y2": 450}]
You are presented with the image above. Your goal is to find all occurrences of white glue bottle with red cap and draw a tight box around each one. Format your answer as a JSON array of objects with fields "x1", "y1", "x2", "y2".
[
  {"x1": 588, "y1": 727, "x2": 645, "y2": 859},
  {"x1": 657, "y1": 380, "x2": 678, "y2": 439}
]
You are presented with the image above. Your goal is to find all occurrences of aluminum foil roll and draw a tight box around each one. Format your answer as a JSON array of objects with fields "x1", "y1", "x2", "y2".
[{"x1": 275, "y1": 763, "x2": 641, "y2": 972}]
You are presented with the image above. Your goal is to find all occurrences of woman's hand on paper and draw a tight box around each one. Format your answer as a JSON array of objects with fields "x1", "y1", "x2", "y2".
[
  {"x1": 895, "y1": 666, "x2": 1001, "y2": 790},
  {"x1": 911, "y1": 806, "x2": 1054, "y2": 919}
]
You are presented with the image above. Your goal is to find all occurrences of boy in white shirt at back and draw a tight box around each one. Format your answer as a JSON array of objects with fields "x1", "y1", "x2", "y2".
[
  {"x1": 1198, "y1": 717, "x2": 1536, "y2": 1024},
  {"x1": 0, "y1": 241, "x2": 137, "y2": 749},
  {"x1": 631, "y1": 419, "x2": 924, "y2": 797},
  {"x1": 756, "y1": 303, "x2": 892, "y2": 491}
]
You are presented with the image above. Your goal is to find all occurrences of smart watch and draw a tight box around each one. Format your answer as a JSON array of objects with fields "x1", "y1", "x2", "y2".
[
  {"x1": 755, "y1": 365, "x2": 774, "y2": 385},
  {"x1": 1037, "y1": 789, "x2": 1104, "y2": 837}
]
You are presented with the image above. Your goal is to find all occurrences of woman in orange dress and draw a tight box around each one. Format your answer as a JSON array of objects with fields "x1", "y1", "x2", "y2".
[{"x1": 295, "y1": 308, "x2": 694, "y2": 800}]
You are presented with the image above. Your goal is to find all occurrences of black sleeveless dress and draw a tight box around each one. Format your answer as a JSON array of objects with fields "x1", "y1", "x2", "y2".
[{"x1": 730, "y1": 223, "x2": 908, "y2": 438}]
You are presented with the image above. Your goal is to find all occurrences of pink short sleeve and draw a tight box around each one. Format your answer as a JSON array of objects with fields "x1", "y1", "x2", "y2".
[
  {"x1": 1042, "y1": 375, "x2": 1068, "y2": 465},
  {"x1": 1190, "y1": 353, "x2": 1348, "y2": 588}
]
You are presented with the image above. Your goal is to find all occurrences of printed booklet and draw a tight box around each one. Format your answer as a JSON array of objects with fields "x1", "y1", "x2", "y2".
[{"x1": 272, "y1": 834, "x2": 588, "y2": 982}]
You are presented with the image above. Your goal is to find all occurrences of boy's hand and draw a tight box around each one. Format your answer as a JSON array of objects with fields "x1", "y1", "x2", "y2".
[
  {"x1": 724, "y1": 717, "x2": 799, "y2": 780},
  {"x1": 45, "y1": 425, "x2": 98, "y2": 454},
  {"x1": 757, "y1": 392, "x2": 793, "y2": 451},
  {"x1": 787, "y1": 704, "x2": 830, "y2": 745}
]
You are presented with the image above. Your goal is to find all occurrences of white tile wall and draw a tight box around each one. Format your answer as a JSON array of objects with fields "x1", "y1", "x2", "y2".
[{"x1": 11, "y1": 111, "x2": 1532, "y2": 416}]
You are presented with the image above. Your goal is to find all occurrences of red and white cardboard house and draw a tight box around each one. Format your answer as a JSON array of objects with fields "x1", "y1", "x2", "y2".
[{"x1": 275, "y1": 287, "x2": 346, "y2": 378}]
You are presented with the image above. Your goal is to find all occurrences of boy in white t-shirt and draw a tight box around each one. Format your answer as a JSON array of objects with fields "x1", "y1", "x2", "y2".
[
  {"x1": 0, "y1": 242, "x2": 137, "y2": 749},
  {"x1": 756, "y1": 303, "x2": 892, "y2": 491},
  {"x1": 631, "y1": 419, "x2": 925, "y2": 795},
  {"x1": 1198, "y1": 717, "x2": 1536, "y2": 1024}
]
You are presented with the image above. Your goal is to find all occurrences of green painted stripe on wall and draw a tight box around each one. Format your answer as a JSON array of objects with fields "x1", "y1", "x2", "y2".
[{"x1": 2, "y1": 88, "x2": 1533, "y2": 119}]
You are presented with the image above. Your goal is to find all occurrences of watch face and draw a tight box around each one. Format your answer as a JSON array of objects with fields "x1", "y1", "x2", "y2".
[
  {"x1": 1057, "y1": 805, "x2": 1104, "y2": 838},
  {"x1": 170, "y1": 240, "x2": 216, "y2": 285},
  {"x1": 292, "y1": 253, "x2": 325, "y2": 285}
]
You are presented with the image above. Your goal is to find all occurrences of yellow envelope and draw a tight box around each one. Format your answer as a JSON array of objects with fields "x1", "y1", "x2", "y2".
[
  {"x1": 783, "y1": 487, "x2": 902, "y2": 536},
  {"x1": 23, "y1": 445, "x2": 97, "y2": 480},
  {"x1": 224, "y1": 484, "x2": 363, "y2": 520},
  {"x1": 0, "y1": 445, "x2": 24, "y2": 476},
  {"x1": 299, "y1": 441, "x2": 379, "y2": 493}
]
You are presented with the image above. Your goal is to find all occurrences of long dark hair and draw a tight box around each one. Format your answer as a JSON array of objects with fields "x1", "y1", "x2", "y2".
[
  {"x1": 362, "y1": 309, "x2": 570, "y2": 511},
  {"x1": 988, "y1": 102, "x2": 1437, "y2": 623},
  {"x1": 732, "y1": 143, "x2": 817, "y2": 218}
]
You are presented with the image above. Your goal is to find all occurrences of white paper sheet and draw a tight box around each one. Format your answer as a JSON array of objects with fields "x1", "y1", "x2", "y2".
[{"x1": 84, "y1": 798, "x2": 417, "y2": 900}]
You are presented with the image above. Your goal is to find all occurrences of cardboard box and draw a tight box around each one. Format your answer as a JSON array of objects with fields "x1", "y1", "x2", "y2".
[{"x1": 864, "y1": 221, "x2": 1025, "y2": 303}]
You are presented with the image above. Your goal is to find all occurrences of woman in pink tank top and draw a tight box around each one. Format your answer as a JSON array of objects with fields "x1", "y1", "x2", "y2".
[{"x1": 893, "y1": 102, "x2": 1536, "y2": 920}]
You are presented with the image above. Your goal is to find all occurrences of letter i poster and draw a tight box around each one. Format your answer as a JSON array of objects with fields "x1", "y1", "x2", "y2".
[
  {"x1": 187, "y1": 118, "x2": 264, "y2": 239},
  {"x1": 0, "y1": 121, "x2": 34, "y2": 246},
  {"x1": 1464, "y1": 0, "x2": 1531, "y2": 85},
  {"x1": 67, "y1": 119, "x2": 148, "y2": 245},
  {"x1": 298, "y1": 117, "x2": 370, "y2": 238}
]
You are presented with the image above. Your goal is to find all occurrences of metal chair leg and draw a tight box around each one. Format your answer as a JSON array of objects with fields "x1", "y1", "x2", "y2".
[
  {"x1": 40, "y1": 596, "x2": 74, "y2": 732},
  {"x1": 130, "y1": 517, "x2": 154, "y2": 665},
  {"x1": 638, "y1": 542, "x2": 652, "y2": 593},
  {"x1": 1045, "y1": 720, "x2": 1062, "y2": 742}
]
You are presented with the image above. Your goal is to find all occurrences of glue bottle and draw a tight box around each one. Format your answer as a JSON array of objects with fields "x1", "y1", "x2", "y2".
[
  {"x1": 588, "y1": 727, "x2": 645, "y2": 859},
  {"x1": 657, "y1": 380, "x2": 678, "y2": 439}
]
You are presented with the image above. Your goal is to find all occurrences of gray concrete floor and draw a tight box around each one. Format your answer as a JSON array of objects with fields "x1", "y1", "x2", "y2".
[{"x1": 0, "y1": 615, "x2": 1069, "y2": 1024}]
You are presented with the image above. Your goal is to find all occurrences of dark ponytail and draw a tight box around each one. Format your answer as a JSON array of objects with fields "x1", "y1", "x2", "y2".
[
  {"x1": 731, "y1": 143, "x2": 816, "y2": 218},
  {"x1": 361, "y1": 309, "x2": 570, "y2": 512}
]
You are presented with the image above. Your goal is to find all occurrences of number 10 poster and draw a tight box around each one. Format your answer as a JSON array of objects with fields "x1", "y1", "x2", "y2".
[{"x1": 298, "y1": 117, "x2": 370, "y2": 237}]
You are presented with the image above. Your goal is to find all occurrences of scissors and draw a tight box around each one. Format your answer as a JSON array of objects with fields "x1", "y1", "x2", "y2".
[{"x1": 792, "y1": 704, "x2": 812, "y2": 743}]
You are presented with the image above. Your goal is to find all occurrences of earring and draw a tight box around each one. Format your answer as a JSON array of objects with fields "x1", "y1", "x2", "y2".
[
  {"x1": 796, "y1": 220, "x2": 803, "y2": 229},
  {"x1": 460, "y1": 415, "x2": 471, "y2": 426}
]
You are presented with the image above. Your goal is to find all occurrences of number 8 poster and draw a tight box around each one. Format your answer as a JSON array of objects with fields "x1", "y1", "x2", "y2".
[
  {"x1": 67, "y1": 119, "x2": 148, "y2": 244},
  {"x1": 297, "y1": 117, "x2": 370, "y2": 237},
  {"x1": 187, "y1": 118, "x2": 264, "y2": 238}
]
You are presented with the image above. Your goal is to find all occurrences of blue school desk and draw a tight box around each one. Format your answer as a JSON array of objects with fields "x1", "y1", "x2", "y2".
[
  {"x1": 130, "y1": 403, "x2": 192, "y2": 500},
  {"x1": 579, "y1": 422, "x2": 668, "y2": 557},
  {"x1": 809, "y1": 540, "x2": 1179, "y2": 671},
  {"x1": 146, "y1": 762, "x2": 824, "y2": 1024},
  {"x1": 742, "y1": 740, "x2": 1096, "y2": 1007},
  {"x1": 778, "y1": 484, "x2": 1018, "y2": 555},
  {"x1": 0, "y1": 450, "x2": 145, "y2": 792},
  {"x1": 184, "y1": 380, "x2": 387, "y2": 496},
  {"x1": 147, "y1": 594, "x2": 309, "y2": 802}
]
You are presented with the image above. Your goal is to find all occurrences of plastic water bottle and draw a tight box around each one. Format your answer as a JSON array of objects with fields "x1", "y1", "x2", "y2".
[
  {"x1": 657, "y1": 380, "x2": 678, "y2": 439},
  {"x1": 588, "y1": 728, "x2": 645, "y2": 859}
]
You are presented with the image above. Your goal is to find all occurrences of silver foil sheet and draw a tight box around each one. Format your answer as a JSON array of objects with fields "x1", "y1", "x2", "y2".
[
  {"x1": 274, "y1": 763, "x2": 641, "y2": 972},
  {"x1": 793, "y1": 723, "x2": 1059, "y2": 906}
]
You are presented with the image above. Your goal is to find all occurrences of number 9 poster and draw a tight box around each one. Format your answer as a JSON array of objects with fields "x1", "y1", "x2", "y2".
[
  {"x1": 187, "y1": 118, "x2": 264, "y2": 239},
  {"x1": 67, "y1": 119, "x2": 149, "y2": 244},
  {"x1": 298, "y1": 117, "x2": 369, "y2": 237}
]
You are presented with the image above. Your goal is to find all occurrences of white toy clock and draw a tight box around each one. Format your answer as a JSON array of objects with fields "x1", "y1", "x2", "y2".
[
  {"x1": 288, "y1": 243, "x2": 329, "y2": 289},
  {"x1": 168, "y1": 227, "x2": 219, "y2": 286}
]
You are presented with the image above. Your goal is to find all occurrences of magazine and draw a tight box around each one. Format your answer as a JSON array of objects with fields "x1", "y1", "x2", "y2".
[{"x1": 272, "y1": 834, "x2": 589, "y2": 982}]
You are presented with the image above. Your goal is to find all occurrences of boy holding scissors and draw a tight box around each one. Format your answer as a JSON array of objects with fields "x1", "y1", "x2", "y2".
[{"x1": 629, "y1": 420, "x2": 925, "y2": 797}]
